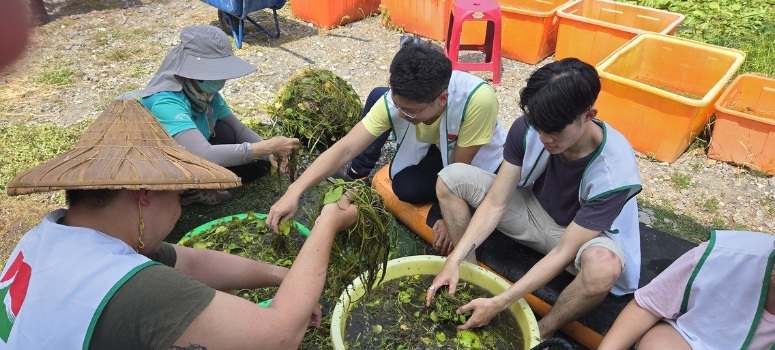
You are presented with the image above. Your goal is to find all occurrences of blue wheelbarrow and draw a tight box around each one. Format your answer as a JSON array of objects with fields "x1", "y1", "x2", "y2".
[{"x1": 199, "y1": 0, "x2": 286, "y2": 48}]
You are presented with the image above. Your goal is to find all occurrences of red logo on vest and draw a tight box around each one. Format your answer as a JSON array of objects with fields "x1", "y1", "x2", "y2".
[{"x1": 0, "y1": 252, "x2": 31, "y2": 342}]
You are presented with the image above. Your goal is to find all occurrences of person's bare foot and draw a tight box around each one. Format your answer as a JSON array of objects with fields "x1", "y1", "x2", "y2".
[{"x1": 432, "y1": 219, "x2": 454, "y2": 255}]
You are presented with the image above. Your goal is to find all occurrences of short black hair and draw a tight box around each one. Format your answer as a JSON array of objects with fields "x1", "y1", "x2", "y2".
[
  {"x1": 519, "y1": 58, "x2": 601, "y2": 134},
  {"x1": 65, "y1": 189, "x2": 120, "y2": 208},
  {"x1": 389, "y1": 41, "x2": 452, "y2": 103}
]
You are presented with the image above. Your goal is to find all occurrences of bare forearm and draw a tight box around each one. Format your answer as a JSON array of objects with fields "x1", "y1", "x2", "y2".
[
  {"x1": 269, "y1": 221, "x2": 338, "y2": 334},
  {"x1": 492, "y1": 249, "x2": 574, "y2": 310},
  {"x1": 177, "y1": 247, "x2": 288, "y2": 290},
  {"x1": 599, "y1": 300, "x2": 662, "y2": 350}
]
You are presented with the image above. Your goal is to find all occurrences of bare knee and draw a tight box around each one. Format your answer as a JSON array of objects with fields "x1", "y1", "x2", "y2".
[
  {"x1": 579, "y1": 247, "x2": 622, "y2": 294},
  {"x1": 436, "y1": 176, "x2": 455, "y2": 201},
  {"x1": 638, "y1": 323, "x2": 691, "y2": 350}
]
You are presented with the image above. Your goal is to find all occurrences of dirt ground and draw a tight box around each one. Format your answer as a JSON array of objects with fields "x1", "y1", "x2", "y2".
[{"x1": 1, "y1": 0, "x2": 774, "y2": 264}]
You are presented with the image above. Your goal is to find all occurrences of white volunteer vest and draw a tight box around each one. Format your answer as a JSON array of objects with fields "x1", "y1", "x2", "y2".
[
  {"x1": 519, "y1": 120, "x2": 642, "y2": 295},
  {"x1": 667, "y1": 230, "x2": 775, "y2": 350},
  {"x1": 386, "y1": 71, "x2": 506, "y2": 178},
  {"x1": 0, "y1": 210, "x2": 156, "y2": 349}
]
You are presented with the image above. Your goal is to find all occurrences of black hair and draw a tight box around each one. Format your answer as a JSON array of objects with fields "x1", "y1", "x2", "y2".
[
  {"x1": 389, "y1": 40, "x2": 452, "y2": 103},
  {"x1": 519, "y1": 58, "x2": 601, "y2": 134},
  {"x1": 65, "y1": 189, "x2": 120, "y2": 208}
]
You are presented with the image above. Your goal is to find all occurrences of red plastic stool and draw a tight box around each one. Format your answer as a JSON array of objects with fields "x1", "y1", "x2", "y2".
[{"x1": 444, "y1": 0, "x2": 502, "y2": 85}]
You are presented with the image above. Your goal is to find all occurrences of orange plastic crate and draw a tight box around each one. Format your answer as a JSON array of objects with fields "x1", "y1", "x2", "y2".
[
  {"x1": 380, "y1": 0, "x2": 498, "y2": 45},
  {"x1": 595, "y1": 33, "x2": 745, "y2": 163},
  {"x1": 291, "y1": 0, "x2": 380, "y2": 29},
  {"x1": 380, "y1": 0, "x2": 455, "y2": 41},
  {"x1": 708, "y1": 74, "x2": 775, "y2": 174},
  {"x1": 555, "y1": 0, "x2": 684, "y2": 66},
  {"x1": 499, "y1": 0, "x2": 569, "y2": 64}
]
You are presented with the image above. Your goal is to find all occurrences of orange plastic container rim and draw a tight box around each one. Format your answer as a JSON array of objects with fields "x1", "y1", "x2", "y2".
[
  {"x1": 714, "y1": 74, "x2": 775, "y2": 126},
  {"x1": 556, "y1": 0, "x2": 685, "y2": 35},
  {"x1": 501, "y1": 3, "x2": 563, "y2": 16},
  {"x1": 596, "y1": 33, "x2": 746, "y2": 106}
]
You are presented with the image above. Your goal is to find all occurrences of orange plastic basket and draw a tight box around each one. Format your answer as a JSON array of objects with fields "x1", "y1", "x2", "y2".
[
  {"x1": 380, "y1": 0, "x2": 455, "y2": 41},
  {"x1": 291, "y1": 0, "x2": 380, "y2": 29},
  {"x1": 555, "y1": 0, "x2": 684, "y2": 65},
  {"x1": 595, "y1": 33, "x2": 745, "y2": 163},
  {"x1": 708, "y1": 74, "x2": 775, "y2": 174},
  {"x1": 380, "y1": 0, "x2": 505, "y2": 46},
  {"x1": 498, "y1": 0, "x2": 570, "y2": 64}
]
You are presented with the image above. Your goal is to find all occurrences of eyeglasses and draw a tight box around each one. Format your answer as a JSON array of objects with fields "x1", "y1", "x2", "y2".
[{"x1": 387, "y1": 89, "x2": 445, "y2": 120}]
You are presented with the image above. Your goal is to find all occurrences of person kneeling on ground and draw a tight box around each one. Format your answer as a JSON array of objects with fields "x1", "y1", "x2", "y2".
[
  {"x1": 427, "y1": 58, "x2": 643, "y2": 340},
  {"x1": 599, "y1": 230, "x2": 775, "y2": 350},
  {"x1": 0, "y1": 100, "x2": 356, "y2": 349},
  {"x1": 140, "y1": 25, "x2": 299, "y2": 206},
  {"x1": 267, "y1": 38, "x2": 505, "y2": 242}
]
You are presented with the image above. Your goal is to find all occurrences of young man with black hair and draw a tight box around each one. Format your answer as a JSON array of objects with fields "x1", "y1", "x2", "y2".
[
  {"x1": 426, "y1": 58, "x2": 643, "y2": 340},
  {"x1": 267, "y1": 40, "x2": 505, "y2": 237}
]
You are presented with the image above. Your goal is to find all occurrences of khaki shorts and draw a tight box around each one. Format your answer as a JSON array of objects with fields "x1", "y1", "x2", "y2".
[{"x1": 438, "y1": 163, "x2": 626, "y2": 275}]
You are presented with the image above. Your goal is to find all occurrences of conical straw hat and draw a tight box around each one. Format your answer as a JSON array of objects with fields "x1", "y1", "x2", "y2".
[{"x1": 6, "y1": 99, "x2": 241, "y2": 195}]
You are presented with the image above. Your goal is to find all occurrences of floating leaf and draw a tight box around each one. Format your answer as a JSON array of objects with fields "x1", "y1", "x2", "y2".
[{"x1": 323, "y1": 186, "x2": 344, "y2": 204}]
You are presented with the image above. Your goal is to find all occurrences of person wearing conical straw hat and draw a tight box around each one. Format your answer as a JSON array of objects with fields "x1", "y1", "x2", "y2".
[
  {"x1": 0, "y1": 99, "x2": 356, "y2": 349},
  {"x1": 140, "y1": 25, "x2": 299, "y2": 206}
]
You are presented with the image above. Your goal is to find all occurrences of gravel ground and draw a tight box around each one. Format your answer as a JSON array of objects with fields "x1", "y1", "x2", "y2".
[{"x1": 1, "y1": 0, "x2": 773, "y2": 251}]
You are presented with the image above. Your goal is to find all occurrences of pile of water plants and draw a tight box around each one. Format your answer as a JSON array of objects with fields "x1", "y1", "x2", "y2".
[
  {"x1": 267, "y1": 67, "x2": 362, "y2": 152},
  {"x1": 345, "y1": 274, "x2": 524, "y2": 349}
]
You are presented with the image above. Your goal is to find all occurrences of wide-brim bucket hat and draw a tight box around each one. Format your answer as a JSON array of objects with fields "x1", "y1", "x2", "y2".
[
  {"x1": 6, "y1": 99, "x2": 241, "y2": 195},
  {"x1": 175, "y1": 25, "x2": 256, "y2": 81},
  {"x1": 141, "y1": 25, "x2": 256, "y2": 97}
]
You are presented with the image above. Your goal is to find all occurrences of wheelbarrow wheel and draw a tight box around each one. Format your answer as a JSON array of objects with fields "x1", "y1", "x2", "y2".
[{"x1": 217, "y1": 10, "x2": 239, "y2": 36}]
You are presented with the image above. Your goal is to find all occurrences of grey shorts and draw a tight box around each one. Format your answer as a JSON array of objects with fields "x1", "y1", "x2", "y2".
[{"x1": 438, "y1": 163, "x2": 626, "y2": 274}]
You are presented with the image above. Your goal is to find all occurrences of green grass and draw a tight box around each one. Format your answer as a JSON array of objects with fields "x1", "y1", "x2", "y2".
[
  {"x1": 627, "y1": 0, "x2": 775, "y2": 77},
  {"x1": 0, "y1": 122, "x2": 89, "y2": 191},
  {"x1": 33, "y1": 67, "x2": 74, "y2": 87},
  {"x1": 104, "y1": 47, "x2": 142, "y2": 62},
  {"x1": 93, "y1": 28, "x2": 152, "y2": 46},
  {"x1": 124, "y1": 65, "x2": 155, "y2": 78},
  {"x1": 765, "y1": 199, "x2": 775, "y2": 214},
  {"x1": 639, "y1": 198, "x2": 712, "y2": 243},
  {"x1": 699, "y1": 197, "x2": 719, "y2": 213},
  {"x1": 670, "y1": 173, "x2": 692, "y2": 190}
]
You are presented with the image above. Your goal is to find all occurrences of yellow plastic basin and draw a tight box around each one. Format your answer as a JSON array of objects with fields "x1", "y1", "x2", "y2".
[{"x1": 330, "y1": 255, "x2": 541, "y2": 349}]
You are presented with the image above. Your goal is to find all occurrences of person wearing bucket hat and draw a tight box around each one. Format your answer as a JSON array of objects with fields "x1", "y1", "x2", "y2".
[
  {"x1": 1, "y1": 99, "x2": 357, "y2": 349},
  {"x1": 140, "y1": 25, "x2": 299, "y2": 206}
]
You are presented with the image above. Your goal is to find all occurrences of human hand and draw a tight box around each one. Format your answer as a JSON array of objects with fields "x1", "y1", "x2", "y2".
[
  {"x1": 432, "y1": 219, "x2": 454, "y2": 255},
  {"x1": 456, "y1": 297, "x2": 501, "y2": 330},
  {"x1": 267, "y1": 194, "x2": 300, "y2": 233},
  {"x1": 263, "y1": 136, "x2": 299, "y2": 157},
  {"x1": 268, "y1": 154, "x2": 291, "y2": 175},
  {"x1": 315, "y1": 193, "x2": 357, "y2": 232},
  {"x1": 425, "y1": 260, "x2": 460, "y2": 306},
  {"x1": 309, "y1": 304, "x2": 323, "y2": 328}
]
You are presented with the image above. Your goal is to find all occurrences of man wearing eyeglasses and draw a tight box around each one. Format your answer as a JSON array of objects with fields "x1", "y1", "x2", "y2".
[{"x1": 267, "y1": 40, "x2": 506, "y2": 244}]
